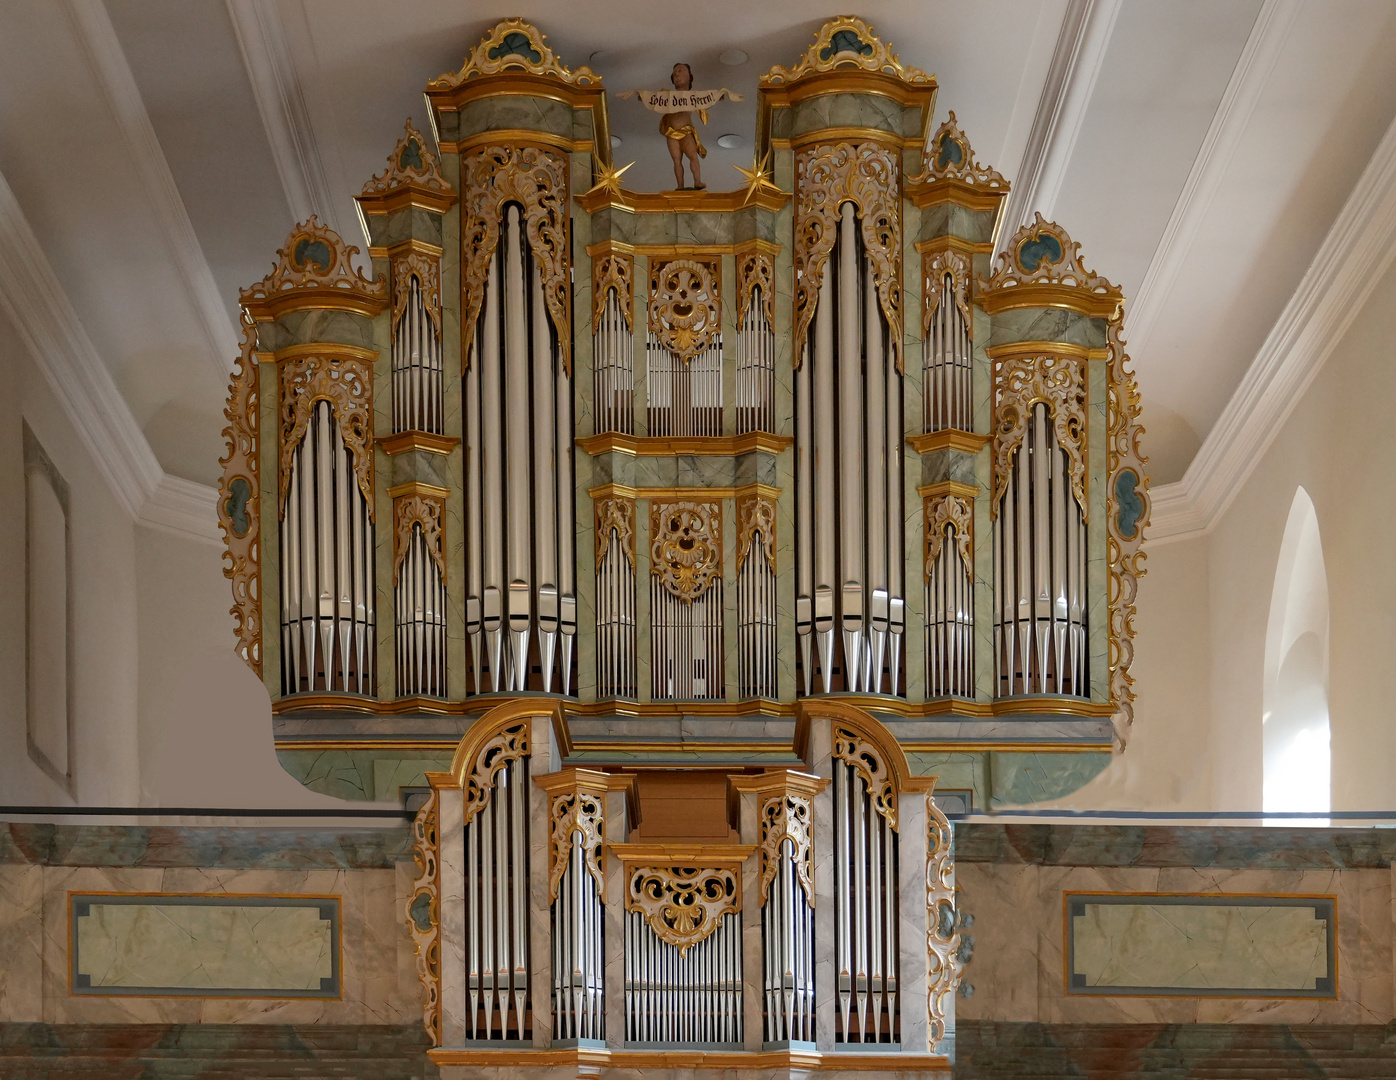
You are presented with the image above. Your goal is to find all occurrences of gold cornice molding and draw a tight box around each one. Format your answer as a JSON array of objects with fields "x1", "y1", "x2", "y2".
[
  {"x1": 246, "y1": 287, "x2": 387, "y2": 321},
  {"x1": 588, "y1": 482, "x2": 781, "y2": 502},
  {"x1": 355, "y1": 186, "x2": 456, "y2": 216},
  {"x1": 780, "y1": 126, "x2": 915, "y2": 152},
  {"x1": 426, "y1": 71, "x2": 607, "y2": 114},
  {"x1": 761, "y1": 69, "x2": 937, "y2": 111},
  {"x1": 907, "y1": 430, "x2": 991, "y2": 455},
  {"x1": 368, "y1": 238, "x2": 445, "y2": 261},
  {"x1": 577, "y1": 185, "x2": 790, "y2": 215},
  {"x1": 443, "y1": 128, "x2": 586, "y2": 156},
  {"x1": 978, "y1": 282, "x2": 1122, "y2": 319},
  {"x1": 918, "y1": 480, "x2": 979, "y2": 501},
  {"x1": 377, "y1": 431, "x2": 459, "y2": 456},
  {"x1": 568, "y1": 698, "x2": 791, "y2": 718},
  {"x1": 577, "y1": 432, "x2": 793, "y2": 457},
  {"x1": 607, "y1": 842, "x2": 757, "y2": 865},
  {"x1": 915, "y1": 235, "x2": 994, "y2": 258},
  {"x1": 386, "y1": 480, "x2": 450, "y2": 500},
  {"x1": 727, "y1": 768, "x2": 829, "y2": 800},
  {"x1": 906, "y1": 176, "x2": 1009, "y2": 215},
  {"x1": 985, "y1": 341, "x2": 1110, "y2": 363},
  {"x1": 268, "y1": 341, "x2": 377, "y2": 365}
]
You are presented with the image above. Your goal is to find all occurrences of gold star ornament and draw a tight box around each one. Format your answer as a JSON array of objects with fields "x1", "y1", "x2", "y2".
[
  {"x1": 584, "y1": 159, "x2": 635, "y2": 197},
  {"x1": 733, "y1": 152, "x2": 781, "y2": 205}
]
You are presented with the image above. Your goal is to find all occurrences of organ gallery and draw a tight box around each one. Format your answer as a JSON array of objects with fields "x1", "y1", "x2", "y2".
[{"x1": 218, "y1": 15, "x2": 1149, "y2": 1075}]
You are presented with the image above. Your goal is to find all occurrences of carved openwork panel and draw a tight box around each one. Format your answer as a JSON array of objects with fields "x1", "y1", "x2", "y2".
[
  {"x1": 593, "y1": 249, "x2": 634, "y2": 332},
  {"x1": 759, "y1": 794, "x2": 813, "y2": 906},
  {"x1": 924, "y1": 494, "x2": 973, "y2": 582},
  {"x1": 407, "y1": 789, "x2": 441, "y2": 1046},
  {"x1": 923, "y1": 248, "x2": 972, "y2": 336},
  {"x1": 462, "y1": 719, "x2": 531, "y2": 826},
  {"x1": 362, "y1": 119, "x2": 452, "y2": 198},
  {"x1": 919, "y1": 111, "x2": 1007, "y2": 189},
  {"x1": 983, "y1": 213, "x2": 1121, "y2": 311},
  {"x1": 761, "y1": 15, "x2": 930, "y2": 85},
  {"x1": 393, "y1": 494, "x2": 445, "y2": 586},
  {"x1": 832, "y1": 724, "x2": 898, "y2": 830},
  {"x1": 627, "y1": 866, "x2": 740, "y2": 954},
  {"x1": 596, "y1": 495, "x2": 636, "y2": 569},
  {"x1": 241, "y1": 216, "x2": 386, "y2": 308},
  {"x1": 218, "y1": 316, "x2": 261, "y2": 677},
  {"x1": 650, "y1": 500, "x2": 722, "y2": 603},
  {"x1": 391, "y1": 251, "x2": 443, "y2": 337},
  {"x1": 278, "y1": 352, "x2": 374, "y2": 518},
  {"x1": 429, "y1": 18, "x2": 599, "y2": 87},
  {"x1": 735, "y1": 490, "x2": 777, "y2": 576},
  {"x1": 648, "y1": 257, "x2": 721, "y2": 364},
  {"x1": 991, "y1": 354, "x2": 1087, "y2": 519},
  {"x1": 736, "y1": 248, "x2": 775, "y2": 330},
  {"x1": 548, "y1": 790, "x2": 604, "y2": 902}
]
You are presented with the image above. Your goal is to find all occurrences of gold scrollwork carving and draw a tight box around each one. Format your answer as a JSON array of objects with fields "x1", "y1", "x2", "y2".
[
  {"x1": 460, "y1": 144, "x2": 571, "y2": 373},
  {"x1": 926, "y1": 794, "x2": 963, "y2": 1050},
  {"x1": 923, "y1": 248, "x2": 972, "y2": 338},
  {"x1": 736, "y1": 249, "x2": 775, "y2": 330},
  {"x1": 793, "y1": 142, "x2": 903, "y2": 373},
  {"x1": 392, "y1": 251, "x2": 442, "y2": 338},
  {"x1": 429, "y1": 19, "x2": 599, "y2": 89},
  {"x1": 918, "y1": 111, "x2": 1007, "y2": 189},
  {"x1": 278, "y1": 352, "x2": 374, "y2": 519},
  {"x1": 393, "y1": 494, "x2": 445, "y2": 587},
  {"x1": 462, "y1": 719, "x2": 531, "y2": 827},
  {"x1": 362, "y1": 118, "x2": 452, "y2": 198},
  {"x1": 758, "y1": 793, "x2": 813, "y2": 907},
  {"x1": 924, "y1": 494, "x2": 973, "y2": 584},
  {"x1": 1106, "y1": 316, "x2": 1149, "y2": 745},
  {"x1": 549, "y1": 791, "x2": 604, "y2": 902},
  {"x1": 982, "y1": 213, "x2": 1121, "y2": 313},
  {"x1": 761, "y1": 16, "x2": 931, "y2": 86},
  {"x1": 735, "y1": 491, "x2": 776, "y2": 576},
  {"x1": 991, "y1": 354, "x2": 1087, "y2": 520},
  {"x1": 649, "y1": 258, "x2": 721, "y2": 364},
  {"x1": 240, "y1": 216, "x2": 386, "y2": 309},
  {"x1": 832, "y1": 724, "x2": 898, "y2": 831},
  {"x1": 596, "y1": 495, "x2": 636, "y2": 570},
  {"x1": 650, "y1": 500, "x2": 722, "y2": 603},
  {"x1": 627, "y1": 866, "x2": 740, "y2": 954},
  {"x1": 218, "y1": 314, "x2": 261, "y2": 677},
  {"x1": 593, "y1": 250, "x2": 634, "y2": 332},
  {"x1": 407, "y1": 788, "x2": 441, "y2": 1046}
]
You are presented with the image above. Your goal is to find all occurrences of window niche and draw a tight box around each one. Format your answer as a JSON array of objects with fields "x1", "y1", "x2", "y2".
[{"x1": 24, "y1": 422, "x2": 72, "y2": 791}]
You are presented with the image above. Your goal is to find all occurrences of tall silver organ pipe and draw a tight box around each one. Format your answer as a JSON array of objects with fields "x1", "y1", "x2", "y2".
[
  {"x1": 647, "y1": 335, "x2": 722, "y2": 437},
  {"x1": 926, "y1": 518, "x2": 974, "y2": 699},
  {"x1": 924, "y1": 274, "x2": 972, "y2": 432},
  {"x1": 552, "y1": 828, "x2": 603, "y2": 1041},
  {"x1": 595, "y1": 511, "x2": 637, "y2": 699},
  {"x1": 651, "y1": 578, "x2": 723, "y2": 701},
  {"x1": 593, "y1": 286, "x2": 633, "y2": 435},
  {"x1": 763, "y1": 838, "x2": 814, "y2": 1043},
  {"x1": 624, "y1": 913, "x2": 743, "y2": 1045},
  {"x1": 465, "y1": 755, "x2": 531, "y2": 1040},
  {"x1": 738, "y1": 526, "x2": 777, "y2": 701},
  {"x1": 465, "y1": 203, "x2": 576, "y2": 695},
  {"x1": 393, "y1": 273, "x2": 443, "y2": 433},
  {"x1": 994, "y1": 401, "x2": 1087, "y2": 696},
  {"x1": 280, "y1": 400, "x2": 374, "y2": 695},
  {"x1": 798, "y1": 201, "x2": 905, "y2": 697},
  {"x1": 833, "y1": 759, "x2": 899, "y2": 1044},
  {"x1": 395, "y1": 520, "x2": 446, "y2": 698},
  {"x1": 736, "y1": 285, "x2": 775, "y2": 434}
]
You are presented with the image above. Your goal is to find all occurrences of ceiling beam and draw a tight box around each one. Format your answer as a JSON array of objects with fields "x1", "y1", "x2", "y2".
[
  {"x1": 65, "y1": 0, "x2": 238, "y2": 386},
  {"x1": 1149, "y1": 107, "x2": 1396, "y2": 542},
  {"x1": 996, "y1": 0, "x2": 1122, "y2": 254}
]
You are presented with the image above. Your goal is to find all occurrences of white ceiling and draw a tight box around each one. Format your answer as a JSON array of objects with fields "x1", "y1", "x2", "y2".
[{"x1": 2, "y1": 0, "x2": 1395, "y2": 499}]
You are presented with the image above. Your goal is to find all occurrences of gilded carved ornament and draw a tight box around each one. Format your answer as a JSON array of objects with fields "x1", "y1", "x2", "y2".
[
  {"x1": 758, "y1": 793, "x2": 814, "y2": 907},
  {"x1": 548, "y1": 790, "x2": 604, "y2": 902},
  {"x1": 218, "y1": 314, "x2": 261, "y2": 678},
  {"x1": 924, "y1": 494, "x2": 973, "y2": 584},
  {"x1": 916, "y1": 111, "x2": 1007, "y2": 189},
  {"x1": 361, "y1": 118, "x2": 452, "y2": 198},
  {"x1": 761, "y1": 16, "x2": 931, "y2": 86},
  {"x1": 462, "y1": 719, "x2": 531, "y2": 827},
  {"x1": 923, "y1": 248, "x2": 972, "y2": 338},
  {"x1": 735, "y1": 491, "x2": 777, "y2": 577},
  {"x1": 793, "y1": 142, "x2": 903, "y2": 373},
  {"x1": 650, "y1": 500, "x2": 722, "y2": 603},
  {"x1": 595, "y1": 495, "x2": 636, "y2": 570},
  {"x1": 460, "y1": 144, "x2": 571, "y2": 373},
  {"x1": 407, "y1": 789, "x2": 441, "y2": 1046},
  {"x1": 832, "y1": 724, "x2": 898, "y2": 831},
  {"x1": 736, "y1": 249, "x2": 775, "y2": 330},
  {"x1": 627, "y1": 866, "x2": 740, "y2": 954},
  {"x1": 1106, "y1": 315, "x2": 1149, "y2": 745},
  {"x1": 429, "y1": 19, "x2": 599, "y2": 89},
  {"x1": 593, "y1": 250, "x2": 634, "y2": 333},
  {"x1": 926, "y1": 794, "x2": 963, "y2": 1050},
  {"x1": 981, "y1": 213, "x2": 1121, "y2": 313},
  {"x1": 393, "y1": 494, "x2": 445, "y2": 587},
  {"x1": 392, "y1": 251, "x2": 442, "y2": 338},
  {"x1": 240, "y1": 216, "x2": 386, "y2": 309},
  {"x1": 990, "y1": 354, "x2": 1087, "y2": 520},
  {"x1": 649, "y1": 257, "x2": 722, "y2": 364},
  {"x1": 278, "y1": 353, "x2": 374, "y2": 519}
]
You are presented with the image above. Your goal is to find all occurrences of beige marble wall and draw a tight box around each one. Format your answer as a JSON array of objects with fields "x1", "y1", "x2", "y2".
[{"x1": 956, "y1": 863, "x2": 1394, "y2": 1026}]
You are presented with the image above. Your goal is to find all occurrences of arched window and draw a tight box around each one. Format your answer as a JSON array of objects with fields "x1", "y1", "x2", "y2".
[{"x1": 1262, "y1": 488, "x2": 1330, "y2": 822}]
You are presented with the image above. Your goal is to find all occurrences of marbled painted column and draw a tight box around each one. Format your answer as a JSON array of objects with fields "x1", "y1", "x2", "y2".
[
  {"x1": 808, "y1": 717, "x2": 836, "y2": 1051},
  {"x1": 435, "y1": 781, "x2": 467, "y2": 1045},
  {"x1": 898, "y1": 791, "x2": 930, "y2": 1053},
  {"x1": 737, "y1": 787, "x2": 762, "y2": 1049},
  {"x1": 602, "y1": 787, "x2": 629, "y2": 1048},
  {"x1": 529, "y1": 715, "x2": 555, "y2": 1047}
]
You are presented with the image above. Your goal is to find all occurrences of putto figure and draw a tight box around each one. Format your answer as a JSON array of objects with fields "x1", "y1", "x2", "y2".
[{"x1": 620, "y1": 65, "x2": 742, "y2": 190}]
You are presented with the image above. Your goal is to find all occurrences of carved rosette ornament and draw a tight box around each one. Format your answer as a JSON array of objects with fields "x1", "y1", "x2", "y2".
[
  {"x1": 407, "y1": 788, "x2": 441, "y2": 1046},
  {"x1": 595, "y1": 495, "x2": 636, "y2": 569},
  {"x1": 926, "y1": 794, "x2": 963, "y2": 1050},
  {"x1": 460, "y1": 144, "x2": 571, "y2": 372},
  {"x1": 918, "y1": 111, "x2": 1008, "y2": 189},
  {"x1": 391, "y1": 252, "x2": 442, "y2": 338},
  {"x1": 393, "y1": 494, "x2": 445, "y2": 587},
  {"x1": 361, "y1": 118, "x2": 453, "y2": 199},
  {"x1": 548, "y1": 791, "x2": 604, "y2": 902},
  {"x1": 990, "y1": 354, "x2": 1088, "y2": 520},
  {"x1": 735, "y1": 491, "x2": 777, "y2": 576},
  {"x1": 832, "y1": 725, "x2": 898, "y2": 831},
  {"x1": 240, "y1": 216, "x2": 387, "y2": 311},
  {"x1": 593, "y1": 250, "x2": 634, "y2": 332},
  {"x1": 627, "y1": 867, "x2": 740, "y2": 954},
  {"x1": 462, "y1": 719, "x2": 531, "y2": 826},
  {"x1": 278, "y1": 353, "x2": 374, "y2": 518},
  {"x1": 758, "y1": 794, "x2": 814, "y2": 906},
  {"x1": 924, "y1": 494, "x2": 973, "y2": 583},
  {"x1": 761, "y1": 16, "x2": 931, "y2": 86},
  {"x1": 736, "y1": 248, "x2": 775, "y2": 330},
  {"x1": 649, "y1": 258, "x2": 721, "y2": 363},
  {"x1": 650, "y1": 501, "x2": 722, "y2": 603},
  {"x1": 429, "y1": 19, "x2": 599, "y2": 88},
  {"x1": 218, "y1": 314, "x2": 261, "y2": 677},
  {"x1": 793, "y1": 142, "x2": 903, "y2": 372},
  {"x1": 1106, "y1": 316, "x2": 1149, "y2": 744},
  {"x1": 923, "y1": 248, "x2": 973, "y2": 337}
]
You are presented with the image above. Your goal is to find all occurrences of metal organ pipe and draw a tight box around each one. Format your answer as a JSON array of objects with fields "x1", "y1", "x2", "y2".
[
  {"x1": 763, "y1": 837, "x2": 814, "y2": 1043},
  {"x1": 738, "y1": 531, "x2": 777, "y2": 701},
  {"x1": 594, "y1": 288, "x2": 633, "y2": 434},
  {"x1": 736, "y1": 286, "x2": 775, "y2": 434},
  {"x1": 625, "y1": 912, "x2": 742, "y2": 1045},
  {"x1": 532, "y1": 262, "x2": 560, "y2": 691},
  {"x1": 552, "y1": 830, "x2": 603, "y2": 1041},
  {"x1": 393, "y1": 275, "x2": 443, "y2": 433},
  {"x1": 504, "y1": 207, "x2": 533, "y2": 692},
  {"x1": 812, "y1": 258, "x2": 837, "y2": 692},
  {"x1": 837, "y1": 204, "x2": 865, "y2": 693},
  {"x1": 864, "y1": 257, "x2": 888, "y2": 695},
  {"x1": 795, "y1": 343, "x2": 814, "y2": 695},
  {"x1": 479, "y1": 250, "x2": 505, "y2": 690},
  {"x1": 925, "y1": 274, "x2": 972, "y2": 433},
  {"x1": 596, "y1": 524, "x2": 636, "y2": 699}
]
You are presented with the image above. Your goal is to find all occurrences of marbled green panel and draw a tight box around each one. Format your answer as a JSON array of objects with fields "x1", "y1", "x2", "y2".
[
  {"x1": 258, "y1": 310, "x2": 377, "y2": 352},
  {"x1": 436, "y1": 108, "x2": 461, "y2": 143},
  {"x1": 787, "y1": 93, "x2": 906, "y2": 138},
  {"x1": 989, "y1": 751, "x2": 1110, "y2": 808},
  {"x1": 986, "y1": 308, "x2": 1107, "y2": 350},
  {"x1": 365, "y1": 207, "x2": 444, "y2": 251},
  {"x1": 906, "y1": 751, "x2": 989, "y2": 810},
  {"x1": 917, "y1": 203, "x2": 997, "y2": 247},
  {"x1": 770, "y1": 106, "x2": 792, "y2": 141},
  {"x1": 457, "y1": 96, "x2": 573, "y2": 140},
  {"x1": 918, "y1": 448, "x2": 980, "y2": 488},
  {"x1": 275, "y1": 749, "x2": 450, "y2": 801},
  {"x1": 571, "y1": 107, "x2": 596, "y2": 145},
  {"x1": 389, "y1": 449, "x2": 451, "y2": 489}
]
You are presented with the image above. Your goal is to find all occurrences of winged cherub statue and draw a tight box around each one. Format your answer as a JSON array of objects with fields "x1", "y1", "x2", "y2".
[{"x1": 620, "y1": 64, "x2": 743, "y2": 190}]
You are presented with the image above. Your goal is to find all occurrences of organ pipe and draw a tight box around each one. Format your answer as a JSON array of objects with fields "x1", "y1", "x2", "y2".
[
  {"x1": 593, "y1": 287, "x2": 633, "y2": 434},
  {"x1": 736, "y1": 285, "x2": 776, "y2": 434},
  {"x1": 925, "y1": 273, "x2": 972, "y2": 433},
  {"x1": 646, "y1": 334, "x2": 723, "y2": 437},
  {"x1": 395, "y1": 519, "x2": 446, "y2": 698},
  {"x1": 737, "y1": 527, "x2": 777, "y2": 700},
  {"x1": 926, "y1": 520, "x2": 974, "y2": 699},
  {"x1": 763, "y1": 837, "x2": 814, "y2": 1043},
  {"x1": 596, "y1": 512, "x2": 637, "y2": 699},
  {"x1": 552, "y1": 830, "x2": 603, "y2": 1041},
  {"x1": 392, "y1": 273, "x2": 443, "y2": 433},
  {"x1": 651, "y1": 580, "x2": 723, "y2": 701},
  {"x1": 624, "y1": 912, "x2": 743, "y2": 1045}
]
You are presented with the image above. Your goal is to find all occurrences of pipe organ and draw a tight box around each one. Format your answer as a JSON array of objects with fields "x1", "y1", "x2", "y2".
[{"x1": 218, "y1": 18, "x2": 1154, "y2": 1074}]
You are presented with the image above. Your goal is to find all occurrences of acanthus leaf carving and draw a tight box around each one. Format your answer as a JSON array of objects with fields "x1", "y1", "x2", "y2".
[
  {"x1": 596, "y1": 495, "x2": 636, "y2": 570},
  {"x1": 736, "y1": 248, "x2": 775, "y2": 331},
  {"x1": 393, "y1": 494, "x2": 445, "y2": 587},
  {"x1": 278, "y1": 353, "x2": 374, "y2": 520},
  {"x1": 593, "y1": 250, "x2": 634, "y2": 333},
  {"x1": 991, "y1": 354, "x2": 1087, "y2": 521},
  {"x1": 462, "y1": 719, "x2": 531, "y2": 826},
  {"x1": 407, "y1": 788, "x2": 441, "y2": 1046},
  {"x1": 429, "y1": 19, "x2": 599, "y2": 89},
  {"x1": 650, "y1": 500, "x2": 722, "y2": 603},
  {"x1": 924, "y1": 494, "x2": 973, "y2": 583},
  {"x1": 240, "y1": 216, "x2": 386, "y2": 307},
  {"x1": 627, "y1": 866, "x2": 740, "y2": 954},
  {"x1": 392, "y1": 251, "x2": 443, "y2": 339},
  {"x1": 549, "y1": 790, "x2": 604, "y2": 902},
  {"x1": 926, "y1": 793, "x2": 963, "y2": 1050},
  {"x1": 761, "y1": 16, "x2": 931, "y2": 87},
  {"x1": 832, "y1": 724, "x2": 898, "y2": 831},
  {"x1": 981, "y1": 213, "x2": 1121, "y2": 312},
  {"x1": 735, "y1": 491, "x2": 777, "y2": 576},
  {"x1": 218, "y1": 313, "x2": 261, "y2": 677},
  {"x1": 649, "y1": 257, "x2": 721, "y2": 364},
  {"x1": 758, "y1": 793, "x2": 813, "y2": 907}
]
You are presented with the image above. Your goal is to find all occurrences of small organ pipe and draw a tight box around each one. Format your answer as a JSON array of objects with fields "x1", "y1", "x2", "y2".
[
  {"x1": 557, "y1": 353, "x2": 576, "y2": 695},
  {"x1": 837, "y1": 204, "x2": 864, "y2": 692},
  {"x1": 532, "y1": 262, "x2": 559, "y2": 691},
  {"x1": 504, "y1": 207, "x2": 532, "y2": 691},
  {"x1": 796, "y1": 344, "x2": 814, "y2": 694},
  {"x1": 813, "y1": 262, "x2": 837, "y2": 693},
  {"x1": 481, "y1": 250, "x2": 505, "y2": 690},
  {"x1": 865, "y1": 256, "x2": 888, "y2": 694}
]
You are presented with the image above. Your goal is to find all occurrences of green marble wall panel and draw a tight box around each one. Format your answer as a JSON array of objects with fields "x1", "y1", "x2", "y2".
[
  {"x1": 457, "y1": 96, "x2": 573, "y2": 140},
  {"x1": 986, "y1": 309, "x2": 1106, "y2": 350},
  {"x1": 917, "y1": 448, "x2": 980, "y2": 487},
  {"x1": 276, "y1": 749, "x2": 450, "y2": 801},
  {"x1": 257, "y1": 310, "x2": 377, "y2": 352},
  {"x1": 364, "y1": 207, "x2": 444, "y2": 251},
  {"x1": 586, "y1": 451, "x2": 781, "y2": 490},
  {"x1": 917, "y1": 204, "x2": 997, "y2": 247},
  {"x1": 989, "y1": 751, "x2": 1110, "y2": 808},
  {"x1": 907, "y1": 751, "x2": 990, "y2": 811},
  {"x1": 388, "y1": 449, "x2": 451, "y2": 489},
  {"x1": 787, "y1": 93, "x2": 908, "y2": 138}
]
